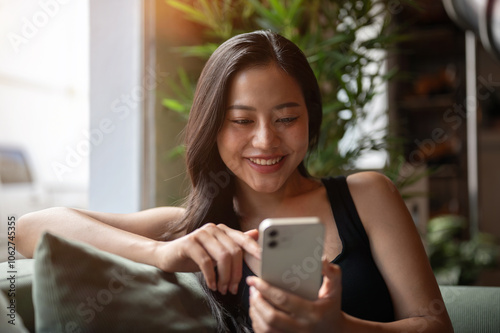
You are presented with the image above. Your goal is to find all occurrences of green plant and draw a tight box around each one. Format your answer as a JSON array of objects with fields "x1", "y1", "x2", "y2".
[
  {"x1": 426, "y1": 215, "x2": 499, "y2": 285},
  {"x1": 162, "y1": 0, "x2": 411, "y2": 176}
]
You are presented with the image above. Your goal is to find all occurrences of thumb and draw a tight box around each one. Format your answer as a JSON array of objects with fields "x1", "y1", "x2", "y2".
[
  {"x1": 318, "y1": 259, "x2": 342, "y2": 299},
  {"x1": 244, "y1": 228, "x2": 259, "y2": 241}
]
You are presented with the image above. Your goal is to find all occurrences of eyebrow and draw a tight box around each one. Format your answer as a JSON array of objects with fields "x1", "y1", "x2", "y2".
[{"x1": 227, "y1": 102, "x2": 301, "y2": 111}]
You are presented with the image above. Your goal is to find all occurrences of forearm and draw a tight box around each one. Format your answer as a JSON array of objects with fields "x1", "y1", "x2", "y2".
[
  {"x1": 16, "y1": 207, "x2": 160, "y2": 267},
  {"x1": 341, "y1": 312, "x2": 454, "y2": 333}
]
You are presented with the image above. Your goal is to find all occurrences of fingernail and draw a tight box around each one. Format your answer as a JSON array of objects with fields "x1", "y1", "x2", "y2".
[
  {"x1": 230, "y1": 283, "x2": 238, "y2": 295},
  {"x1": 249, "y1": 286, "x2": 255, "y2": 297},
  {"x1": 221, "y1": 285, "x2": 228, "y2": 295}
]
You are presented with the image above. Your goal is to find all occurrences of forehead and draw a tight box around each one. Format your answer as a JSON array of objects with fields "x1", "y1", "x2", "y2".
[{"x1": 227, "y1": 64, "x2": 304, "y2": 103}]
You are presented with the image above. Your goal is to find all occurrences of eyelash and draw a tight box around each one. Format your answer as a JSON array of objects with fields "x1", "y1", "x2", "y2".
[
  {"x1": 231, "y1": 119, "x2": 252, "y2": 125},
  {"x1": 278, "y1": 116, "x2": 299, "y2": 124},
  {"x1": 230, "y1": 117, "x2": 299, "y2": 125}
]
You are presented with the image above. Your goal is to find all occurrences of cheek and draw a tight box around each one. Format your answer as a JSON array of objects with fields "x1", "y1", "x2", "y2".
[
  {"x1": 290, "y1": 123, "x2": 310, "y2": 152},
  {"x1": 217, "y1": 133, "x2": 244, "y2": 174},
  {"x1": 217, "y1": 129, "x2": 239, "y2": 160}
]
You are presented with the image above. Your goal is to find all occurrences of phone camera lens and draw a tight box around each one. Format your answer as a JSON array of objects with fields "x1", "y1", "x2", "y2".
[
  {"x1": 268, "y1": 240, "x2": 278, "y2": 248},
  {"x1": 269, "y1": 229, "x2": 278, "y2": 237}
]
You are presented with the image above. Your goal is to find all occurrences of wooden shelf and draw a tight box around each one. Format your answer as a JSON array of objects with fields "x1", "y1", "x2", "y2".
[{"x1": 388, "y1": 0, "x2": 469, "y2": 223}]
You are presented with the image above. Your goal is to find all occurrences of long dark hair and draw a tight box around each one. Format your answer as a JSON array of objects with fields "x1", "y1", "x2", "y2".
[
  {"x1": 167, "y1": 30, "x2": 322, "y2": 236},
  {"x1": 165, "y1": 30, "x2": 323, "y2": 331}
]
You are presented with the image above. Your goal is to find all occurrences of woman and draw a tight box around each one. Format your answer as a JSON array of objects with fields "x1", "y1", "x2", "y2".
[{"x1": 17, "y1": 31, "x2": 453, "y2": 332}]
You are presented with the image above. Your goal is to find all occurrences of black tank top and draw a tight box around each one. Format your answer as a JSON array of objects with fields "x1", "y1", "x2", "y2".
[{"x1": 237, "y1": 176, "x2": 395, "y2": 327}]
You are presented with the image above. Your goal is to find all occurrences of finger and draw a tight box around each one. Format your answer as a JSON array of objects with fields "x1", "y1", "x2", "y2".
[
  {"x1": 183, "y1": 241, "x2": 216, "y2": 291},
  {"x1": 218, "y1": 224, "x2": 261, "y2": 260},
  {"x1": 247, "y1": 276, "x2": 313, "y2": 317},
  {"x1": 211, "y1": 228, "x2": 243, "y2": 295},
  {"x1": 318, "y1": 260, "x2": 342, "y2": 299},
  {"x1": 244, "y1": 228, "x2": 259, "y2": 241},
  {"x1": 249, "y1": 286, "x2": 297, "y2": 332},
  {"x1": 194, "y1": 227, "x2": 236, "y2": 295},
  {"x1": 249, "y1": 290, "x2": 277, "y2": 333}
]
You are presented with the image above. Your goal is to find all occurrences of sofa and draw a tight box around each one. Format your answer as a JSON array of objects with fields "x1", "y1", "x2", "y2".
[{"x1": 1, "y1": 233, "x2": 499, "y2": 332}]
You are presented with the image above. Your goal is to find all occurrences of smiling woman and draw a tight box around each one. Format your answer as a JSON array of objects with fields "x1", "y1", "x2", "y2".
[{"x1": 16, "y1": 30, "x2": 453, "y2": 333}]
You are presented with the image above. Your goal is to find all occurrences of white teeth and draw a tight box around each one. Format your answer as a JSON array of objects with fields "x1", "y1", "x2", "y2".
[{"x1": 249, "y1": 157, "x2": 283, "y2": 166}]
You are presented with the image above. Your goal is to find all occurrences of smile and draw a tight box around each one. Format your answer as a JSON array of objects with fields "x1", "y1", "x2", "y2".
[{"x1": 248, "y1": 157, "x2": 284, "y2": 166}]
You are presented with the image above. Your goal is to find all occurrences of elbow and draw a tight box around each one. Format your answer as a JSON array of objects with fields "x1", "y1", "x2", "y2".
[
  {"x1": 16, "y1": 207, "x2": 70, "y2": 258},
  {"x1": 16, "y1": 211, "x2": 36, "y2": 258}
]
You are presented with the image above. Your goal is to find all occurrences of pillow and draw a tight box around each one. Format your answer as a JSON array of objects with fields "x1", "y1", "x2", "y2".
[
  {"x1": 0, "y1": 288, "x2": 29, "y2": 333},
  {"x1": 33, "y1": 232, "x2": 217, "y2": 333}
]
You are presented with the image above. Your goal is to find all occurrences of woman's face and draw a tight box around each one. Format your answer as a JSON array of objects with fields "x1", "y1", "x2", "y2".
[{"x1": 217, "y1": 64, "x2": 309, "y2": 194}]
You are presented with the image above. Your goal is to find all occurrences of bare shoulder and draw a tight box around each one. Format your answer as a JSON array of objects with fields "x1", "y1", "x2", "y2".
[
  {"x1": 345, "y1": 171, "x2": 409, "y2": 233},
  {"x1": 346, "y1": 171, "x2": 397, "y2": 196}
]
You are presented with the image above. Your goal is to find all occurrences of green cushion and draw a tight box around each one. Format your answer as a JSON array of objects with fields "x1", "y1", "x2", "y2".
[
  {"x1": 33, "y1": 232, "x2": 217, "y2": 333},
  {"x1": 440, "y1": 285, "x2": 500, "y2": 333}
]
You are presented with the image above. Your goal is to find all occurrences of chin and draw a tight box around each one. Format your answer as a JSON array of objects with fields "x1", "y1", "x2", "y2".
[{"x1": 248, "y1": 178, "x2": 287, "y2": 194}]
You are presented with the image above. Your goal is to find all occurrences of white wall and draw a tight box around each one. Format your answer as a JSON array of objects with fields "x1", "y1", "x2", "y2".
[{"x1": 88, "y1": 0, "x2": 144, "y2": 213}]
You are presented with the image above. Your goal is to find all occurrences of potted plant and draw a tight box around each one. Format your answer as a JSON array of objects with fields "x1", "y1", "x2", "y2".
[
  {"x1": 426, "y1": 214, "x2": 499, "y2": 285},
  {"x1": 162, "y1": 0, "x2": 410, "y2": 177}
]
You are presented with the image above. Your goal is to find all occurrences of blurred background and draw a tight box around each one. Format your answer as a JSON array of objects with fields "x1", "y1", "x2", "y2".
[{"x1": 0, "y1": 0, "x2": 498, "y2": 285}]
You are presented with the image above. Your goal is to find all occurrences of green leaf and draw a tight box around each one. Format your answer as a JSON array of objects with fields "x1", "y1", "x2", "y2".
[
  {"x1": 177, "y1": 68, "x2": 192, "y2": 92},
  {"x1": 175, "y1": 43, "x2": 219, "y2": 58},
  {"x1": 168, "y1": 144, "x2": 186, "y2": 159},
  {"x1": 288, "y1": 0, "x2": 305, "y2": 22},
  {"x1": 162, "y1": 98, "x2": 186, "y2": 113},
  {"x1": 166, "y1": 0, "x2": 208, "y2": 25},
  {"x1": 269, "y1": 0, "x2": 286, "y2": 18}
]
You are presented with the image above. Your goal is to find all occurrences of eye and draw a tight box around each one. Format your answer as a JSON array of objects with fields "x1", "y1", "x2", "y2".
[
  {"x1": 277, "y1": 116, "x2": 299, "y2": 124},
  {"x1": 231, "y1": 119, "x2": 253, "y2": 125}
]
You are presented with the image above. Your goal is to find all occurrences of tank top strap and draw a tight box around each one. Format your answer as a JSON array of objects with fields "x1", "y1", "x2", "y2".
[{"x1": 321, "y1": 176, "x2": 371, "y2": 252}]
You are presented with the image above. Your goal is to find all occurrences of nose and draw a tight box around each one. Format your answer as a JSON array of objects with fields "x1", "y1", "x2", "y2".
[{"x1": 252, "y1": 123, "x2": 280, "y2": 150}]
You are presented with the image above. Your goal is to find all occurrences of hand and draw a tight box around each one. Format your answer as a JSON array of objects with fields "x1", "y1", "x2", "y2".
[
  {"x1": 247, "y1": 259, "x2": 343, "y2": 333},
  {"x1": 154, "y1": 223, "x2": 261, "y2": 295}
]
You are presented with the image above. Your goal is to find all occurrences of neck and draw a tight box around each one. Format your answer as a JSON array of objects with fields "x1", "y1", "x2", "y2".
[{"x1": 234, "y1": 170, "x2": 318, "y2": 229}]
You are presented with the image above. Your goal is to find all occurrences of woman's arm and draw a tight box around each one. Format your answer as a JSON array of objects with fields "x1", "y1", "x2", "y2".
[
  {"x1": 16, "y1": 206, "x2": 185, "y2": 261},
  {"x1": 16, "y1": 207, "x2": 261, "y2": 296},
  {"x1": 247, "y1": 171, "x2": 453, "y2": 332},
  {"x1": 344, "y1": 171, "x2": 453, "y2": 332}
]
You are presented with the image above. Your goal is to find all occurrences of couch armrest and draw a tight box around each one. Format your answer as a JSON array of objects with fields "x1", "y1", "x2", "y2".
[{"x1": 440, "y1": 285, "x2": 500, "y2": 333}]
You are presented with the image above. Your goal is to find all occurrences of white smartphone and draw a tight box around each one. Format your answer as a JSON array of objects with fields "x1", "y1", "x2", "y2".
[{"x1": 258, "y1": 217, "x2": 325, "y2": 300}]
